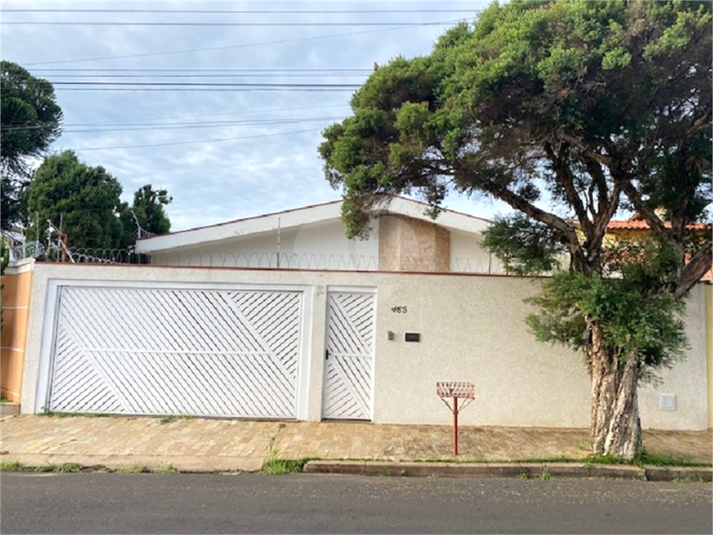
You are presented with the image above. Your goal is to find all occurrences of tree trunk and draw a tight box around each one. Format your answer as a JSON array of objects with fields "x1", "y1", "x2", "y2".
[{"x1": 587, "y1": 320, "x2": 643, "y2": 460}]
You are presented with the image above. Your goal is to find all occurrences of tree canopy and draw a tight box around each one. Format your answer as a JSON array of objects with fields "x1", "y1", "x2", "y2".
[
  {"x1": 1, "y1": 61, "x2": 63, "y2": 229},
  {"x1": 320, "y1": 0, "x2": 712, "y2": 459},
  {"x1": 126, "y1": 184, "x2": 172, "y2": 237},
  {"x1": 27, "y1": 151, "x2": 126, "y2": 250}
]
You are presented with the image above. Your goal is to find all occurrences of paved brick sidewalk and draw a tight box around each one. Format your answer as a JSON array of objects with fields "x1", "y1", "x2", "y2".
[{"x1": 1, "y1": 415, "x2": 711, "y2": 473}]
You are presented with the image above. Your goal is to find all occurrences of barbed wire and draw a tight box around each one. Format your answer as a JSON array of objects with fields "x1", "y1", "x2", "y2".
[{"x1": 8, "y1": 244, "x2": 504, "y2": 274}]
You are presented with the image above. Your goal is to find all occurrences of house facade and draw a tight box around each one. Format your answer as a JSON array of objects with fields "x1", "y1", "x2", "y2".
[
  {"x1": 3, "y1": 199, "x2": 711, "y2": 431},
  {"x1": 135, "y1": 197, "x2": 503, "y2": 275}
]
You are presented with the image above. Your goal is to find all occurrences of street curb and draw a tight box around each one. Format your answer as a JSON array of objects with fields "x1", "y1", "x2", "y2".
[
  {"x1": 303, "y1": 461, "x2": 712, "y2": 481},
  {"x1": 644, "y1": 466, "x2": 713, "y2": 482}
]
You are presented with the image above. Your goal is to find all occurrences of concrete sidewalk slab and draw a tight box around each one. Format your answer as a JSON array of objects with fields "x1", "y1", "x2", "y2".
[{"x1": 1, "y1": 415, "x2": 711, "y2": 478}]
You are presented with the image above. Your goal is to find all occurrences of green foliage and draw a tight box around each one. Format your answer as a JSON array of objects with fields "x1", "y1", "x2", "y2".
[
  {"x1": 526, "y1": 243, "x2": 688, "y2": 381},
  {"x1": 320, "y1": 0, "x2": 710, "y2": 392},
  {"x1": 154, "y1": 464, "x2": 178, "y2": 474},
  {"x1": 119, "y1": 184, "x2": 172, "y2": 247},
  {"x1": 0, "y1": 460, "x2": 23, "y2": 472},
  {"x1": 261, "y1": 435, "x2": 310, "y2": 474},
  {"x1": 320, "y1": 0, "x2": 711, "y2": 245},
  {"x1": 1, "y1": 61, "x2": 63, "y2": 230},
  {"x1": 117, "y1": 463, "x2": 149, "y2": 474},
  {"x1": 482, "y1": 214, "x2": 565, "y2": 276},
  {"x1": 27, "y1": 150, "x2": 126, "y2": 250}
]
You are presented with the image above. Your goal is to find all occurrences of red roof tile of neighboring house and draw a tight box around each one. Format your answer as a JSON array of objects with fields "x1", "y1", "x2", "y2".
[
  {"x1": 605, "y1": 216, "x2": 712, "y2": 283},
  {"x1": 606, "y1": 219, "x2": 710, "y2": 231}
]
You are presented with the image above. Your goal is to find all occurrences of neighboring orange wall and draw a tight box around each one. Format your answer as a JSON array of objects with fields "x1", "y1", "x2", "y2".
[{"x1": 1, "y1": 266, "x2": 33, "y2": 402}]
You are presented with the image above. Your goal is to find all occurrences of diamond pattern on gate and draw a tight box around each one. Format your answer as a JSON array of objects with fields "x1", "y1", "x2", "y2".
[
  {"x1": 48, "y1": 286, "x2": 303, "y2": 418},
  {"x1": 322, "y1": 292, "x2": 375, "y2": 420}
]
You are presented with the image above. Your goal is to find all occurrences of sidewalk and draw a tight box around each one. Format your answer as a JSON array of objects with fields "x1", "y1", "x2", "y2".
[{"x1": 1, "y1": 414, "x2": 711, "y2": 477}]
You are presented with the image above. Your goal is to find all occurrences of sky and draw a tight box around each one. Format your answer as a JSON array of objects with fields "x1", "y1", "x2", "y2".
[{"x1": 0, "y1": 0, "x2": 515, "y2": 233}]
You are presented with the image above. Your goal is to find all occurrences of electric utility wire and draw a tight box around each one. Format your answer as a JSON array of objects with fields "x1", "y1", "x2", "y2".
[
  {"x1": 6, "y1": 20, "x2": 457, "y2": 27},
  {"x1": 2, "y1": 103, "x2": 347, "y2": 128},
  {"x1": 23, "y1": 21, "x2": 463, "y2": 66},
  {"x1": 75, "y1": 127, "x2": 321, "y2": 151},
  {"x1": 2, "y1": 8, "x2": 479, "y2": 13},
  {"x1": 2, "y1": 117, "x2": 344, "y2": 134}
]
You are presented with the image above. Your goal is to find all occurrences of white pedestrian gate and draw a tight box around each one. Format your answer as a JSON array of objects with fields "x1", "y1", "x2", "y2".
[
  {"x1": 322, "y1": 291, "x2": 376, "y2": 420},
  {"x1": 45, "y1": 286, "x2": 304, "y2": 418}
]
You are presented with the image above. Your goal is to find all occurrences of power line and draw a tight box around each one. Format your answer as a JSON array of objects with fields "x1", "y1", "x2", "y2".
[
  {"x1": 5, "y1": 20, "x2": 456, "y2": 27},
  {"x1": 3, "y1": 103, "x2": 347, "y2": 128},
  {"x1": 30, "y1": 73, "x2": 369, "y2": 79},
  {"x1": 50, "y1": 81, "x2": 361, "y2": 87},
  {"x1": 3, "y1": 116, "x2": 344, "y2": 134},
  {"x1": 23, "y1": 22, "x2": 461, "y2": 66},
  {"x1": 30, "y1": 68, "x2": 372, "y2": 73},
  {"x1": 74, "y1": 128, "x2": 321, "y2": 151},
  {"x1": 55, "y1": 88, "x2": 357, "y2": 92},
  {"x1": 2, "y1": 8, "x2": 478, "y2": 14}
]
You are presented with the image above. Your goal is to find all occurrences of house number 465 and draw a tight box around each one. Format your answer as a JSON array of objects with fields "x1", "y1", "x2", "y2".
[{"x1": 391, "y1": 306, "x2": 408, "y2": 313}]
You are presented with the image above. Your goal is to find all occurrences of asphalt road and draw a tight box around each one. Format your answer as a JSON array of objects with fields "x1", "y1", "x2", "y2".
[{"x1": 1, "y1": 473, "x2": 711, "y2": 534}]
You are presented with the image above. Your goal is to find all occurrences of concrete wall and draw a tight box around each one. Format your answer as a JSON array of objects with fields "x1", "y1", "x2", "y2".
[
  {"x1": 151, "y1": 219, "x2": 379, "y2": 270},
  {"x1": 1, "y1": 259, "x2": 34, "y2": 402},
  {"x1": 149, "y1": 215, "x2": 501, "y2": 275},
  {"x1": 20, "y1": 262, "x2": 711, "y2": 430},
  {"x1": 450, "y1": 229, "x2": 503, "y2": 274},
  {"x1": 378, "y1": 215, "x2": 450, "y2": 272}
]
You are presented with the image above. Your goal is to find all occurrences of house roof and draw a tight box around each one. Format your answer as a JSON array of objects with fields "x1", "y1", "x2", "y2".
[
  {"x1": 607, "y1": 219, "x2": 710, "y2": 231},
  {"x1": 135, "y1": 196, "x2": 492, "y2": 254}
]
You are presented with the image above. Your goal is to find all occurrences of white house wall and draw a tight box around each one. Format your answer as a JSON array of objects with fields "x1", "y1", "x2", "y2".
[
  {"x1": 450, "y1": 230, "x2": 504, "y2": 275},
  {"x1": 151, "y1": 220, "x2": 379, "y2": 270},
  {"x1": 21, "y1": 263, "x2": 710, "y2": 430}
]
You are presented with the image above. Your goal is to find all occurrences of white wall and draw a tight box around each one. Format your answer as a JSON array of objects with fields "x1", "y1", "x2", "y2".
[
  {"x1": 450, "y1": 230, "x2": 504, "y2": 274},
  {"x1": 151, "y1": 219, "x2": 379, "y2": 270},
  {"x1": 21, "y1": 263, "x2": 710, "y2": 430}
]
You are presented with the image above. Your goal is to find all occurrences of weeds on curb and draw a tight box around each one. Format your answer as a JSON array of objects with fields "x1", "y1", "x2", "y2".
[
  {"x1": 0, "y1": 459, "x2": 23, "y2": 471},
  {"x1": 117, "y1": 463, "x2": 149, "y2": 474},
  {"x1": 154, "y1": 465, "x2": 178, "y2": 473},
  {"x1": 261, "y1": 436, "x2": 311, "y2": 474}
]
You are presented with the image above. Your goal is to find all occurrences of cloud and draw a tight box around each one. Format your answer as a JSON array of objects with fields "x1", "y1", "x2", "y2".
[{"x1": 2, "y1": 0, "x2": 492, "y2": 231}]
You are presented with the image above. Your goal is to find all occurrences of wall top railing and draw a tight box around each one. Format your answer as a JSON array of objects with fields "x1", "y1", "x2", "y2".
[{"x1": 10, "y1": 245, "x2": 505, "y2": 275}]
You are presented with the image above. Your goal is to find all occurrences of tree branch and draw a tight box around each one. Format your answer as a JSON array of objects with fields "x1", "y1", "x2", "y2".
[
  {"x1": 475, "y1": 176, "x2": 583, "y2": 260},
  {"x1": 615, "y1": 175, "x2": 682, "y2": 256},
  {"x1": 556, "y1": 132, "x2": 613, "y2": 167},
  {"x1": 675, "y1": 239, "x2": 713, "y2": 300},
  {"x1": 544, "y1": 142, "x2": 592, "y2": 236},
  {"x1": 684, "y1": 105, "x2": 712, "y2": 141}
]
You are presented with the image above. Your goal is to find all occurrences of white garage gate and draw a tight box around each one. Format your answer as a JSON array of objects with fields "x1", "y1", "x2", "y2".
[{"x1": 41, "y1": 284, "x2": 306, "y2": 419}]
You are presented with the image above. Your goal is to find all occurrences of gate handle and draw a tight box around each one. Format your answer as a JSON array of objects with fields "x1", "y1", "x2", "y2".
[{"x1": 325, "y1": 349, "x2": 330, "y2": 360}]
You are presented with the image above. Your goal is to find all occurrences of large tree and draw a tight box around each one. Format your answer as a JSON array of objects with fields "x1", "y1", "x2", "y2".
[
  {"x1": 319, "y1": 1, "x2": 711, "y2": 459},
  {"x1": 119, "y1": 184, "x2": 172, "y2": 248},
  {"x1": 27, "y1": 151, "x2": 125, "y2": 250},
  {"x1": 1, "y1": 61, "x2": 63, "y2": 230}
]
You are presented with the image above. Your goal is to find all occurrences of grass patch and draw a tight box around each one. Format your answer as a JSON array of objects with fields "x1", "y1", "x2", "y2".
[
  {"x1": 154, "y1": 465, "x2": 178, "y2": 474},
  {"x1": 117, "y1": 463, "x2": 149, "y2": 474},
  {"x1": 159, "y1": 416, "x2": 178, "y2": 425},
  {"x1": 39, "y1": 410, "x2": 76, "y2": 418},
  {"x1": 515, "y1": 455, "x2": 583, "y2": 464},
  {"x1": 636, "y1": 451, "x2": 708, "y2": 467},
  {"x1": 0, "y1": 459, "x2": 23, "y2": 472},
  {"x1": 260, "y1": 435, "x2": 312, "y2": 474},
  {"x1": 509, "y1": 452, "x2": 708, "y2": 468},
  {"x1": 33, "y1": 463, "x2": 58, "y2": 473},
  {"x1": 262, "y1": 458, "x2": 311, "y2": 475},
  {"x1": 56, "y1": 462, "x2": 81, "y2": 473}
]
